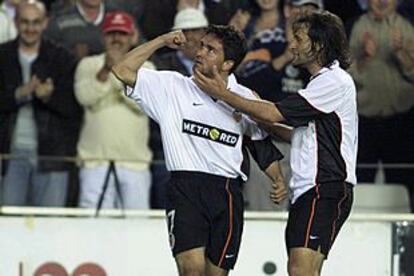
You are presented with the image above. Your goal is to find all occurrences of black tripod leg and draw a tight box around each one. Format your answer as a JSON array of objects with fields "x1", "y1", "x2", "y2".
[
  {"x1": 111, "y1": 162, "x2": 125, "y2": 217},
  {"x1": 95, "y1": 163, "x2": 112, "y2": 217}
]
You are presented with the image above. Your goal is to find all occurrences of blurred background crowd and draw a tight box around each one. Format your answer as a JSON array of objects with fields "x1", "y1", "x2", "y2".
[{"x1": 0, "y1": 0, "x2": 413, "y2": 212}]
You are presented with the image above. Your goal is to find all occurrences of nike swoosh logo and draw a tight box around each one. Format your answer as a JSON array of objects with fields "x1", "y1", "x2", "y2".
[
  {"x1": 225, "y1": 254, "x2": 234, "y2": 258},
  {"x1": 192, "y1": 103, "x2": 203, "y2": 106},
  {"x1": 309, "y1": 235, "x2": 319, "y2": 240}
]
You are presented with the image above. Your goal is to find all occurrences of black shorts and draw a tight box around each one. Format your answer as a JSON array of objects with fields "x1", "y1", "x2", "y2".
[
  {"x1": 285, "y1": 182, "x2": 353, "y2": 257},
  {"x1": 165, "y1": 171, "x2": 244, "y2": 270}
]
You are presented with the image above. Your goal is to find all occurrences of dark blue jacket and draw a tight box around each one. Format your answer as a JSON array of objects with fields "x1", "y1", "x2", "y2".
[{"x1": 0, "y1": 38, "x2": 82, "y2": 173}]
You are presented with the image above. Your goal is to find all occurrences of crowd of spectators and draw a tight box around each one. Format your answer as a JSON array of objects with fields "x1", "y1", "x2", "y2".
[{"x1": 0, "y1": 0, "x2": 413, "y2": 211}]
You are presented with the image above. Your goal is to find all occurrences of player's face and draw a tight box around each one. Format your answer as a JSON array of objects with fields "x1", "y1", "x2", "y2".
[
  {"x1": 182, "y1": 29, "x2": 206, "y2": 60},
  {"x1": 194, "y1": 34, "x2": 226, "y2": 77},
  {"x1": 16, "y1": 4, "x2": 48, "y2": 48},
  {"x1": 103, "y1": 31, "x2": 133, "y2": 54},
  {"x1": 289, "y1": 24, "x2": 316, "y2": 67}
]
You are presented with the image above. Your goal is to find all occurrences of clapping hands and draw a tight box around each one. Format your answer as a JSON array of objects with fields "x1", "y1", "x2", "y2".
[
  {"x1": 16, "y1": 75, "x2": 53, "y2": 102},
  {"x1": 34, "y1": 76, "x2": 54, "y2": 102}
]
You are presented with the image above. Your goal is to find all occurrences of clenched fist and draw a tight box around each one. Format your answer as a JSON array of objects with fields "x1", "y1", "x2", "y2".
[{"x1": 160, "y1": 31, "x2": 187, "y2": 49}]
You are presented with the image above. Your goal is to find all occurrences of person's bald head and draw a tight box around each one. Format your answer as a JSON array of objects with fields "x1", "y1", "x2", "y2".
[
  {"x1": 15, "y1": 0, "x2": 48, "y2": 49},
  {"x1": 16, "y1": 0, "x2": 47, "y2": 20}
]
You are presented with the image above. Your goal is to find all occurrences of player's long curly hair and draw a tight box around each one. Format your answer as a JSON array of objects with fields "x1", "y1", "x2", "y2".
[
  {"x1": 292, "y1": 11, "x2": 352, "y2": 69},
  {"x1": 205, "y1": 25, "x2": 247, "y2": 73}
]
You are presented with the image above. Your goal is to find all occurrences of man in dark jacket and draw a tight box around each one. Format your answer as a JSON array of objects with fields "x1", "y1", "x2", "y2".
[{"x1": 0, "y1": 0, "x2": 82, "y2": 206}]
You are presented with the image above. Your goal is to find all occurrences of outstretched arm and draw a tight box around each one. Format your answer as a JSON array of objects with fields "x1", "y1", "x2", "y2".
[
  {"x1": 193, "y1": 66, "x2": 284, "y2": 125},
  {"x1": 112, "y1": 31, "x2": 187, "y2": 87}
]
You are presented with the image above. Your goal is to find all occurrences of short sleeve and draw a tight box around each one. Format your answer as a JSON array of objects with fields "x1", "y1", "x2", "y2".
[
  {"x1": 125, "y1": 68, "x2": 179, "y2": 122},
  {"x1": 276, "y1": 73, "x2": 344, "y2": 126},
  {"x1": 244, "y1": 136, "x2": 284, "y2": 170},
  {"x1": 299, "y1": 74, "x2": 344, "y2": 114},
  {"x1": 243, "y1": 116, "x2": 269, "y2": 141},
  {"x1": 276, "y1": 93, "x2": 322, "y2": 127}
]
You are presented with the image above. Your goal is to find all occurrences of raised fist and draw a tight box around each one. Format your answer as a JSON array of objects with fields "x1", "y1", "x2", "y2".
[{"x1": 161, "y1": 31, "x2": 187, "y2": 49}]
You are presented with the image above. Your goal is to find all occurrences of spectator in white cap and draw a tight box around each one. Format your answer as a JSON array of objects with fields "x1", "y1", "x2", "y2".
[
  {"x1": 287, "y1": 0, "x2": 323, "y2": 20},
  {"x1": 155, "y1": 8, "x2": 208, "y2": 75}
]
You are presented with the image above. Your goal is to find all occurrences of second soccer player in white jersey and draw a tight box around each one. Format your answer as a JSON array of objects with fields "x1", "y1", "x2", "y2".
[{"x1": 194, "y1": 11, "x2": 357, "y2": 276}]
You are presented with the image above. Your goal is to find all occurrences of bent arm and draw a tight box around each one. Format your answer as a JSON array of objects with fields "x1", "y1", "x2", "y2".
[
  {"x1": 75, "y1": 58, "x2": 122, "y2": 107},
  {"x1": 394, "y1": 41, "x2": 414, "y2": 79},
  {"x1": 112, "y1": 31, "x2": 186, "y2": 87},
  {"x1": 111, "y1": 37, "x2": 166, "y2": 87}
]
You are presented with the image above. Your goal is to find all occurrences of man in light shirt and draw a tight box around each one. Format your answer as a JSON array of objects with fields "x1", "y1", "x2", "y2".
[
  {"x1": 349, "y1": 0, "x2": 414, "y2": 211},
  {"x1": 74, "y1": 11, "x2": 153, "y2": 209}
]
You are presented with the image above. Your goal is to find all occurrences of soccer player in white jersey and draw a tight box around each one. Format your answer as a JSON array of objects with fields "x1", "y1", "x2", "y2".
[
  {"x1": 194, "y1": 11, "x2": 357, "y2": 276},
  {"x1": 112, "y1": 25, "x2": 287, "y2": 275}
]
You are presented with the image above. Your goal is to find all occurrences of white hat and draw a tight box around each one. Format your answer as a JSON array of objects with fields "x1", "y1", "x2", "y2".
[
  {"x1": 291, "y1": 0, "x2": 323, "y2": 9},
  {"x1": 172, "y1": 8, "x2": 208, "y2": 31}
]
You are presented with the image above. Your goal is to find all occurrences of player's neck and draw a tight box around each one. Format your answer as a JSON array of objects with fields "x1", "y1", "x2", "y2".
[{"x1": 307, "y1": 62, "x2": 323, "y2": 77}]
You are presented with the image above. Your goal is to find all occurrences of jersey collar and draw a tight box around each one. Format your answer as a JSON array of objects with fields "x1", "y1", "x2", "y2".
[{"x1": 310, "y1": 60, "x2": 339, "y2": 81}]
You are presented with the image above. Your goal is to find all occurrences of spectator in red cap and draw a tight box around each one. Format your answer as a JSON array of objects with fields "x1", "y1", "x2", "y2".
[
  {"x1": 102, "y1": 11, "x2": 135, "y2": 35},
  {"x1": 74, "y1": 11, "x2": 154, "y2": 210}
]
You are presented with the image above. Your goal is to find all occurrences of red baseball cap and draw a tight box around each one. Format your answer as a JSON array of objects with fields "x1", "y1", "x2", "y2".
[{"x1": 102, "y1": 11, "x2": 135, "y2": 34}]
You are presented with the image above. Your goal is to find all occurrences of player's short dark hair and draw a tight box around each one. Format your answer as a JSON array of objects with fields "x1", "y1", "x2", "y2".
[
  {"x1": 292, "y1": 11, "x2": 351, "y2": 69},
  {"x1": 205, "y1": 25, "x2": 247, "y2": 73}
]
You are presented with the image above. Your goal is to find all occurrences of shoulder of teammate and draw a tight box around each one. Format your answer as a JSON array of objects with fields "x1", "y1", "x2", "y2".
[{"x1": 298, "y1": 67, "x2": 353, "y2": 113}]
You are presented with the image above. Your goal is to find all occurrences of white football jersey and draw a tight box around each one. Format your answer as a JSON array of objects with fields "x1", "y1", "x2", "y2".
[
  {"x1": 276, "y1": 61, "x2": 358, "y2": 203},
  {"x1": 126, "y1": 68, "x2": 267, "y2": 180}
]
